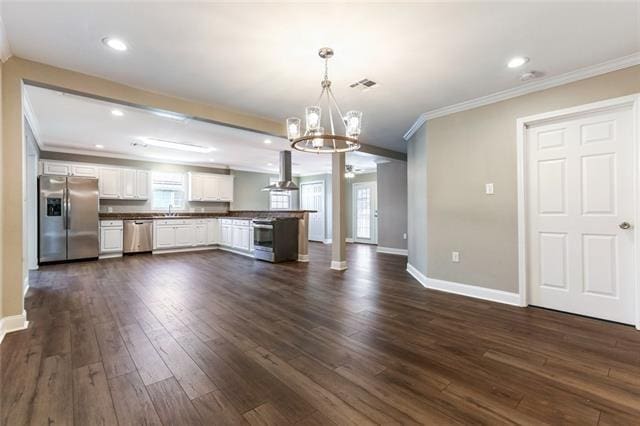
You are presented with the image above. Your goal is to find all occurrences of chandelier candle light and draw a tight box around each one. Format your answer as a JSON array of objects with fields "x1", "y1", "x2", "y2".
[{"x1": 287, "y1": 47, "x2": 363, "y2": 154}]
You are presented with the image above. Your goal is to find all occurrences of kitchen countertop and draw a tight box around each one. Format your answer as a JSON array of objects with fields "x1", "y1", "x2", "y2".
[{"x1": 98, "y1": 210, "x2": 314, "y2": 220}]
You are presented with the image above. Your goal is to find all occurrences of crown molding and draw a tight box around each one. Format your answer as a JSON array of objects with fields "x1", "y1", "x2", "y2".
[
  {"x1": 23, "y1": 93, "x2": 44, "y2": 148},
  {"x1": 0, "y1": 17, "x2": 12, "y2": 62},
  {"x1": 403, "y1": 52, "x2": 640, "y2": 141}
]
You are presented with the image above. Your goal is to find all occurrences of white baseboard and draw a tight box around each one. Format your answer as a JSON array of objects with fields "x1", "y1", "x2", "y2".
[
  {"x1": 0, "y1": 311, "x2": 29, "y2": 344},
  {"x1": 298, "y1": 254, "x2": 309, "y2": 262},
  {"x1": 406, "y1": 263, "x2": 520, "y2": 306},
  {"x1": 153, "y1": 246, "x2": 218, "y2": 255},
  {"x1": 377, "y1": 246, "x2": 408, "y2": 256},
  {"x1": 217, "y1": 247, "x2": 255, "y2": 258},
  {"x1": 99, "y1": 252, "x2": 123, "y2": 259},
  {"x1": 323, "y1": 239, "x2": 332, "y2": 244},
  {"x1": 346, "y1": 238, "x2": 354, "y2": 243},
  {"x1": 331, "y1": 260, "x2": 348, "y2": 271}
]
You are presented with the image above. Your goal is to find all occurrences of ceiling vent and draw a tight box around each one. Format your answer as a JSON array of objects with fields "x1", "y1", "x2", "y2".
[{"x1": 349, "y1": 78, "x2": 377, "y2": 90}]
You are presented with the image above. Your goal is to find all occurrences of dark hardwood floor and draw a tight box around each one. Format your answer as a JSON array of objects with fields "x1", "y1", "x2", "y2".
[{"x1": 3, "y1": 243, "x2": 640, "y2": 425}]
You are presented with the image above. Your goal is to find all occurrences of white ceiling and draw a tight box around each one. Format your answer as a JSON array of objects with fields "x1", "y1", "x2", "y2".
[
  {"x1": 24, "y1": 84, "x2": 383, "y2": 176},
  {"x1": 4, "y1": 2, "x2": 640, "y2": 152}
]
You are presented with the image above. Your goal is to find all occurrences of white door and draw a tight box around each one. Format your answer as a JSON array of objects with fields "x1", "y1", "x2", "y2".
[
  {"x1": 175, "y1": 225, "x2": 195, "y2": 247},
  {"x1": 122, "y1": 169, "x2": 137, "y2": 199},
  {"x1": 99, "y1": 168, "x2": 122, "y2": 199},
  {"x1": 194, "y1": 224, "x2": 207, "y2": 246},
  {"x1": 72, "y1": 164, "x2": 98, "y2": 178},
  {"x1": 527, "y1": 106, "x2": 635, "y2": 324},
  {"x1": 353, "y1": 182, "x2": 378, "y2": 244},
  {"x1": 136, "y1": 170, "x2": 149, "y2": 199},
  {"x1": 155, "y1": 226, "x2": 176, "y2": 249},
  {"x1": 202, "y1": 175, "x2": 219, "y2": 201},
  {"x1": 300, "y1": 182, "x2": 325, "y2": 242},
  {"x1": 100, "y1": 227, "x2": 123, "y2": 253}
]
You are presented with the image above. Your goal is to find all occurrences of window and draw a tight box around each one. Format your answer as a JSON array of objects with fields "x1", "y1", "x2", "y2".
[
  {"x1": 355, "y1": 187, "x2": 371, "y2": 239},
  {"x1": 151, "y1": 172, "x2": 186, "y2": 210},
  {"x1": 269, "y1": 178, "x2": 291, "y2": 210}
]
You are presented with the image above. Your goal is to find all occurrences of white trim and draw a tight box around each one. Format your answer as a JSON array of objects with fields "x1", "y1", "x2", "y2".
[
  {"x1": 0, "y1": 312, "x2": 29, "y2": 345},
  {"x1": 153, "y1": 246, "x2": 218, "y2": 255},
  {"x1": 377, "y1": 246, "x2": 408, "y2": 256},
  {"x1": 23, "y1": 277, "x2": 29, "y2": 298},
  {"x1": 218, "y1": 247, "x2": 255, "y2": 258},
  {"x1": 299, "y1": 180, "x2": 326, "y2": 242},
  {"x1": 23, "y1": 94, "x2": 44, "y2": 148},
  {"x1": 404, "y1": 53, "x2": 640, "y2": 141},
  {"x1": 323, "y1": 239, "x2": 332, "y2": 244},
  {"x1": 346, "y1": 238, "x2": 354, "y2": 243},
  {"x1": 297, "y1": 254, "x2": 309, "y2": 262},
  {"x1": 99, "y1": 252, "x2": 123, "y2": 259},
  {"x1": 516, "y1": 94, "x2": 640, "y2": 329},
  {"x1": 331, "y1": 260, "x2": 348, "y2": 271},
  {"x1": 0, "y1": 16, "x2": 12, "y2": 62},
  {"x1": 406, "y1": 263, "x2": 520, "y2": 306}
]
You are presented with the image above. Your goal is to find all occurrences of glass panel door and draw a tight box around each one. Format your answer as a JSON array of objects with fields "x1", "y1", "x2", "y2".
[{"x1": 352, "y1": 181, "x2": 377, "y2": 244}]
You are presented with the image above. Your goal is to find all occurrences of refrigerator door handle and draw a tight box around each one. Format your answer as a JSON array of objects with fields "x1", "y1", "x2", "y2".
[{"x1": 65, "y1": 186, "x2": 71, "y2": 230}]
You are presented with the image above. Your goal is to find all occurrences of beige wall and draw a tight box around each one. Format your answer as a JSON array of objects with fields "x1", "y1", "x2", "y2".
[
  {"x1": 1, "y1": 56, "x2": 282, "y2": 319},
  {"x1": 0, "y1": 59, "x2": 4, "y2": 319},
  {"x1": 409, "y1": 65, "x2": 640, "y2": 293}
]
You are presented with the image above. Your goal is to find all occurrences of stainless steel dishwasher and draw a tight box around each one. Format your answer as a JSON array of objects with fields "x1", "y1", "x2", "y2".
[{"x1": 123, "y1": 220, "x2": 153, "y2": 254}]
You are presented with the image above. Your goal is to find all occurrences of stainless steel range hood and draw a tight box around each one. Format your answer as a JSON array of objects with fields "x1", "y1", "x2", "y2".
[{"x1": 262, "y1": 151, "x2": 299, "y2": 191}]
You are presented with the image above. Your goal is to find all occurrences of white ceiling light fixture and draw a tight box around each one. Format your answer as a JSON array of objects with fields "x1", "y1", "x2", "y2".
[
  {"x1": 102, "y1": 37, "x2": 128, "y2": 52},
  {"x1": 95, "y1": 144, "x2": 104, "y2": 149},
  {"x1": 507, "y1": 56, "x2": 529, "y2": 68},
  {"x1": 287, "y1": 47, "x2": 363, "y2": 154},
  {"x1": 111, "y1": 109, "x2": 124, "y2": 117},
  {"x1": 137, "y1": 137, "x2": 215, "y2": 153},
  {"x1": 263, "y1": 139, "x2": 272, "y2": 144}
]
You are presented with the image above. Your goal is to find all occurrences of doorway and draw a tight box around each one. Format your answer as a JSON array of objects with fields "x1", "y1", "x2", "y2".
[
  {"x1": 300, "y1": 181, "x2": 325, "y2": 242},
  {"x1": 352, "y1": 181, "x2": 377, "y2": 244},
  {"x1": 518, "y1": 95, "x2": 639, "y2": 327}
]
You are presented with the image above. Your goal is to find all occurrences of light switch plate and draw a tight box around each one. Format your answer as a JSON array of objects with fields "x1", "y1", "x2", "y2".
[
  {"x1": 485, "y1": 183, "x2": 494, "y2": 195},
  {"x1": 403, "y1": 233, "x2": 407, "y2": 240},
  {"x1": 452, "y1": 251, "x2": 460, "y2": 262}
]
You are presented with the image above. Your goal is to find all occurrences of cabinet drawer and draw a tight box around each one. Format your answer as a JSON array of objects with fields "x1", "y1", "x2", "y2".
[
  {"x1": 220, "y1": 218, "x2": 233, "y2": 225},
  {"x1": 100, "y1": 220, "x2": 123, "y2": 228},
  {"x1": 233, "y1": 219, "x2": 250, "y2": 226},
  {"x1": 155, "y1": 219, "x2": 188, "y2": 226}
]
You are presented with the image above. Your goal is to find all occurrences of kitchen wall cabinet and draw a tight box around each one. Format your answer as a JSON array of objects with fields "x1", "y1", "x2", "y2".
[
  {"x1": 98, "y1": 167, "x2": 122, "y2": 199},
  {"x1": 41, "y1": 160, "x2": 149, "y2": 200},
  {"x1": 100, "y1": 220, "x2": 123, "y2": 254},
  {"x1": 188, "y1": 172, "x2": 234, "y2": 202}
]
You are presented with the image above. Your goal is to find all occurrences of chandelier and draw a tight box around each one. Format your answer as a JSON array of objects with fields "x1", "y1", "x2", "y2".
[
  {"x1": 287, "y1": 47, "x2": 363, "y2": 154},
  {"x1": 345, "y1": 165, "x2": 356, "y2": 178}
]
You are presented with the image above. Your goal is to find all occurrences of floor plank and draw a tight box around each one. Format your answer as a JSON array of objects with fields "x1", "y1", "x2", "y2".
[{"x1": 2, "y1": 243, "x2": 640, "y2": 425}]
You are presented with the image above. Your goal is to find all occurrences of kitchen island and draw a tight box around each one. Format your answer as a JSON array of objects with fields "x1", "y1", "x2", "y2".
[{"x1": 97, "y1": 210, "x2": 314, "y2": 261}]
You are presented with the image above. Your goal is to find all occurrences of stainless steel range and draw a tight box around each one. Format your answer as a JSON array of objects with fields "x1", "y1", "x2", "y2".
[{"x1": 253, "y1": 217, "x2": 298, "y2": 263}]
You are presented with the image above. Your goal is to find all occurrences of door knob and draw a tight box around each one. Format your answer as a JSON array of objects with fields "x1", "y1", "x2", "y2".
[{"x1": 619, "y1": 222, "x2": 632, "y2": 230}]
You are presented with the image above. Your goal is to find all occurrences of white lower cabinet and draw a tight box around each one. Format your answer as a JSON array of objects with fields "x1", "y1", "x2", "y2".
[
  {"x1": 100, "y1": 220, "x2": 123, "y2": 254},
  {"x1": 206, "y1": 219, "x2": 219, "y2": 245},
  {"x1": 232, "y1": 226, "x2": 251, "y2": 251},
  {"x1": 155, "y1": 225, "x2": 177, "y2": 249},
  {"x1": 219, "y1": 219, "x2": 252, "y2": 252},
  {"x1": 153, "y1": 218, "x2": 219, "y2": 250}
]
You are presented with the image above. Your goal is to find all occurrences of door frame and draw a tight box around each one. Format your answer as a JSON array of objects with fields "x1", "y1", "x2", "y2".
[
  {"x1": 299, "y1": 180, "x2": 325, "y2": 242},
  {"x1": 516, "y1": 94, "x2": 640, "y2": 329},
  {"x1": 352, "y1": 181, "x2": 378, "y2": 244}
]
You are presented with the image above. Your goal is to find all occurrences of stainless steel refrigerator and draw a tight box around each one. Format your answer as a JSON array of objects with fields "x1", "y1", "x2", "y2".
[{"x1": 39, "y1": 175, "x2": 99, "y2": 263}]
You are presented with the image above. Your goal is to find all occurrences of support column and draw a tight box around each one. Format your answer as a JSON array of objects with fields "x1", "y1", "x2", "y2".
[
  {"x1": 331, "y1": 152, "x2": 347, "y2": 270},
  {"x1": 297, "y1": 211, "x2": 309, "y2": 262}
]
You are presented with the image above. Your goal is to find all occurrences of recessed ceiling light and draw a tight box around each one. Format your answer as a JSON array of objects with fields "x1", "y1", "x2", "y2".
[
  {"x1": 95, "y1": 144, "x2": 104, "y2": 149},
  {"x1": 111, "y1": 109, "x2": 124, "y2": 117},
  {"x1": 267, "y1": 162, "x2": 273, "y2": 166},
  {"x1": 507, "y1": 56, "x2": 529, "y2": 69},
  {"x1": 209, "y1": 159, "x2": 215, "y2": 162},
  {"x1": 102, "y1": 37, "x2": 128, "y2": 51},
  {"x1": 264, "y1": 139, "x2": 272, "y2": 144}
]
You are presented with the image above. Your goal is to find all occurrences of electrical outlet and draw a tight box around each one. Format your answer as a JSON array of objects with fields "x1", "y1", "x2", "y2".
[
  {"x1": 485, "y1": 183, "x2": 494, "y2": 195},
  {"x1": 451, "y1": 251, "x2": 460, "y2": 263},
  {"x1": 403, "y1": 233, "x2": 407, "y2": 240}
]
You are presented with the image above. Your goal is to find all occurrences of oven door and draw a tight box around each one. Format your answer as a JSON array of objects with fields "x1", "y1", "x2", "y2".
[{"x1": 253, "y1": 223, "x2": 274, "y2": 252}]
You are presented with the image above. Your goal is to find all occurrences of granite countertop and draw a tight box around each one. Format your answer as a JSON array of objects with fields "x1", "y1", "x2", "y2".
[{"x1": 98, "y1": 210, "x2": 314, "y2": 220}]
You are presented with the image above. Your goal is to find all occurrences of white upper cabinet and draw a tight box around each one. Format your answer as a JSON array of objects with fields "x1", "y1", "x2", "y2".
[
  {"x1": 98, "y1": 167, "x2": 122, "y2": 199},
  {"x1": 136, "y1": 170, "x2": 149, "y2": 199},
  {"x1": 43, "y1": 161, "x2": 71, "y2": 176},
  {"x1": 121, "y1": 169, "x2": 149, "y2": 200},
  {"x1": 71, "y1": 164, "x2": 98, "y2": 177},
  {"x1": 122, "y1": 169, "x2": 137, "y2": 199},
  {"x1": 187, "y1": 172, "x2": 234, "y2": 202}
]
